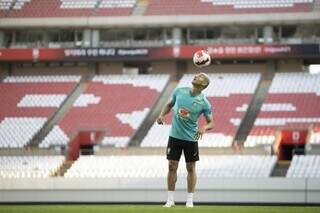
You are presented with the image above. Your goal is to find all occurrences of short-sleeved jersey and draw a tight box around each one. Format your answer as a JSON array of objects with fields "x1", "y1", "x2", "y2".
[{"x1": 169, "y1": 87, "x2": 213, "y2": 142}]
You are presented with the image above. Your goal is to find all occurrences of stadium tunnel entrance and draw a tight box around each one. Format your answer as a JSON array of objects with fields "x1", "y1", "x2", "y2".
[
  {"x1": 67, "y1": 130, "x2": 105, "y2": 160},
  {"x1": 275, "y1": 130, "x2": 308, "y2": 160}
]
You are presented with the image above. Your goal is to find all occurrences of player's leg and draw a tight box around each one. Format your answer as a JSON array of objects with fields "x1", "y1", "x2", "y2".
[
  {"x1": 167, "y1": 160, "x2": 179, "y2": 191},
  {"x1": 186, "y1": 162, "x2": 196, "y2": 193},
  {"x1": 186, "y1": 161, "x2": 196, "y2": 208},
  {"x1": 163, "y1": 160, "x2": 179, "y2": 207},
  {"x1": 164, "y1": 137, "x2": 183, "y2": 207},
  {"x1": 184, "y1": 141, "x2": 199, "y2": 208}
]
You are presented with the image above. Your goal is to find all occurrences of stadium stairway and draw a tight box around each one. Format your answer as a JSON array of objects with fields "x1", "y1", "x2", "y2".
[
  {"x1": 270, "y1": 160, "x2": 290, "y2": 177},
  {"x1": 129, "y1": 80, "x2": 178, "y2": 146},
  {"x1": 29, "y1": 75, "x2": 93, "y2": 147},
  {"x1": 234, "y1": 78, "x2": 274, "y2": 144},
  {"x1": 131, "y1": 0, "x2": 150, "y2": 16},
  {"x1": 54, "y1": 160, "x2": 74, "y2": 177}
]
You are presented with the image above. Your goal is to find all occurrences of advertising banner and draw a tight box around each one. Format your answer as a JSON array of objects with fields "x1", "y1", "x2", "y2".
[{"x1": 0, "y1": 44, "x2": 319, "y2": 61}]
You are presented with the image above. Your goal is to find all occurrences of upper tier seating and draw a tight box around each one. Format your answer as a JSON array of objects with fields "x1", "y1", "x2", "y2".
[
  {"x1": 245, "y1": 72, "x2": 320, "y2": 147},
  {"x1": 2, "y1": 0, "x2": 136, "y2": 17},
  {"x1": 0, "y1": 156, "x2": 65, "y2": 178},
  {"x1": 0, "y1": 0, "x2": 13, "y2": 17},
  {"x1": 286, "y1": 155, "x2": 320, "y2": 178},
  {"x1": 40, "y1": 74, "x2": 169, "y2": 148},
  {"x1": 141, "y1": 73, "x2": 261, "y2": 147},
  {"x1": 145, "y1": 0, "x2": 314, "y2": 15},
  {"x1": 0, "y1": 75, "x2": 81, "y2": 148},
  {"x1": 1, "y1": 0, "x2": 312, "y2": 17},
  {"x1": 95, "y1": 0, "x2": 136, "y2": 16},
  {"x1": 65, "y1": 155, "x2": 277, "y2": 178}
]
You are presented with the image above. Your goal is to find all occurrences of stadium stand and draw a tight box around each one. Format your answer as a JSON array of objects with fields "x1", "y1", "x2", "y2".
[
  {"x1": 0, "y1": 0, "x2": 11, "y2": 17},
  {"x1": 245, "y1": 72, "x2": 320, "y2": 147},
  {"x1": 0, "y1": 0, "x2": 314, "y2": 17},
  {"x1": 0, "y1": 75, "x2": 81, "y2": 148},
  {"x1": 6, "y1": 0, "x2": 94, "y2": 17},
  {"x1": 286, "y1": 155, "x2": 320, "y2": 177},
  {"x1": 40, "y1": 74, "x2": 169, "y2": 148},
  {"x1": 95, "y1": 0, "x2": 136, "y2": 16},
  {"x1": 1, "y1": 0, "x2": 136, "y2": 17},
  {"x1": 141, "y1": 73, "x2": 261, "y2": 147},
  {"x1": 0, "y1": 156, "x2": 65, "y2": 178},
  {"x1": 64, "y1": 155, "x2": 277, "y2": 178},
  {"x1": 145, "y1": 0, "x2": 314, "y2": 16}
]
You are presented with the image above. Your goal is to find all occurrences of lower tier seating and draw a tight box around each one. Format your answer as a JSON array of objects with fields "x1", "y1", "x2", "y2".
[
  {"x1": 286, "y1": 155, "x2": 320, "y2": 178},
  {"x1": 0, "y1": 156, "x2": 65, "y2": 178},
  {"x1": 65, "y1": 155, "x2": 277, "y2": 178}
]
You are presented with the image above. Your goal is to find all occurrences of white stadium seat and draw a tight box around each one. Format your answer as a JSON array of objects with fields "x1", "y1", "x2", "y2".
[
  {"x1": 286, "y1": 155, "x2": 320, "y2": 178},
  {"x1": 0, "y1": 156, "x2": 65, "y2": 178},
  {"x1": 65, "y1": 155, "x2": 277, "y2": 178}
]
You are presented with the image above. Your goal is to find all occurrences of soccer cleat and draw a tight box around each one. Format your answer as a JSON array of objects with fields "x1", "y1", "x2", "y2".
[
  {"x1": 163, "y1": 200, "x2": 175, "y2": 208},
  {"x1": 186, "y1": 202, "x2": 194, "y2": 208}
]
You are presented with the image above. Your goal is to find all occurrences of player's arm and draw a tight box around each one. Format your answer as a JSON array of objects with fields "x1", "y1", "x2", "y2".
[
  {"x1": 157, "y1": 88, "x2": 177, "y2": 125},
  {"x1": 203, "y1": 115, "x2": 214, "y2": 131},
  {"x1": 156, "y1": 100, "x2": 174, "y2": 125},
  {"x1": 194, "y1": 115, "x2": 214, "y2": 140}
]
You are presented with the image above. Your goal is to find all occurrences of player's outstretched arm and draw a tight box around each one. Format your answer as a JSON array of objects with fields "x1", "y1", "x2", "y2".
[{"x1": 156, "y1": 100, "x2": 174, "y2": 125}]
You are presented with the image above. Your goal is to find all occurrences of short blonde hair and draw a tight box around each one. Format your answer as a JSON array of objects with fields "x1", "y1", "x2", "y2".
[{"x1": 199, "y1": 72, "x2": 210, "y2": 87}]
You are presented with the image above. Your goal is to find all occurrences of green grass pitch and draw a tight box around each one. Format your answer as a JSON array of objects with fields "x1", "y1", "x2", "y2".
[{"x1": 1, "y1": 205, "x2": 320, "y2": 213}]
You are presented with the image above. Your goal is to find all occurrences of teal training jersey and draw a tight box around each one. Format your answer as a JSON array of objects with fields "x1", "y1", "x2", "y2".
[{"x1": 169, "y1": 87, "x2": 213, "y2": 142}]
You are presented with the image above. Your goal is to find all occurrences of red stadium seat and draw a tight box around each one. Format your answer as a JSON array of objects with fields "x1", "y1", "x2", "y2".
[
  {"x1": 145, "y1": 0, "x2": 313, "y2": 16},
  {"x1": 4, "y1": 0, "x2": 136, "y2": 17}
]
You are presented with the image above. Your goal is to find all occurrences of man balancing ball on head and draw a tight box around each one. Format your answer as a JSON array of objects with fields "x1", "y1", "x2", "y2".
[{"x1": 157, "y1": 72, "x2": 214, "y2": 208}]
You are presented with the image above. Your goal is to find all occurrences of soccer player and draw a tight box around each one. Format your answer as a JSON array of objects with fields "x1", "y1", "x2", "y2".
[{"x1": 156, "y1": 72, "x2": 214, "y2": 208}]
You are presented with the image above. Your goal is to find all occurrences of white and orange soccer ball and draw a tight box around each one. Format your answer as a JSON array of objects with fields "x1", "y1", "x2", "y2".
[{"x1": 193, "y1": 50, "x2": 211, "y2": 68}]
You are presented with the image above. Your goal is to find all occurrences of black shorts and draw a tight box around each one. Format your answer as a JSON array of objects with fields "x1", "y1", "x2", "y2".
[{"x1": 166, "y1": 136, "x2": 199, "y2": 163}]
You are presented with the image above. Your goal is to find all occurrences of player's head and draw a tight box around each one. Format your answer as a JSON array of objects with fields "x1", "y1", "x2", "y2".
[{"x1": 192, "y1": 72, "x2": 210, "y2": 90}]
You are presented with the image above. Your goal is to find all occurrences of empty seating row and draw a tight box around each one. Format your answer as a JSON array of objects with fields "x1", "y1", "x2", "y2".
[
  {"x1": 65, "y1": 155, "x2": 277, "y2": 178},
  {"x1": 60, "y1": 0, "x2": 98, "y2": 9},
  {"x1": 141, "y1": 73, "x2": 261, "y2": 147},
  {"x1": 1, "y1": 0, "x2": 136, "y2": 17},
  {"x1": 0, "y1": 75, "x2": 81, "y2": 148},
  {"x1": 0, "y1": 117, "x2": 47, "y2": 148},
  {"x1": 246, "y1": 72, "x2": 320, "y2": 147},
  {"x1": 1, "y1": 0, "x2": 313, "y2": 17},
  {"x1": 145, "y1": 0, "x2": 313, "y2": 16},
  {"x1": 99, "y1": 0, "x2": 136, "y2": 8},
  {"x1": 286, "y1": 155, "x2": 320, "y2": 178},
  {"x1": 40, "y1": 74, "x2": 170, "y2": 148},
  {"x1": 0, "y1": 156, "x2": 65, "y2": 178},
  {"x1": 207, "y1": 0, "x2": 314, "y2": 8}
]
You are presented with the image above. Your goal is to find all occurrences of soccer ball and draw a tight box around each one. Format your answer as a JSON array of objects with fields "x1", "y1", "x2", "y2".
[{"x1": 193, "y1": 50, "x2": 211, "y2": 68}]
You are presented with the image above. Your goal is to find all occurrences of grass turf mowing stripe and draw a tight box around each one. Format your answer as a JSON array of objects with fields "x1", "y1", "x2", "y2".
[{"x1": 1, "y1": 205, "x2": 320, "y2": 213}]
